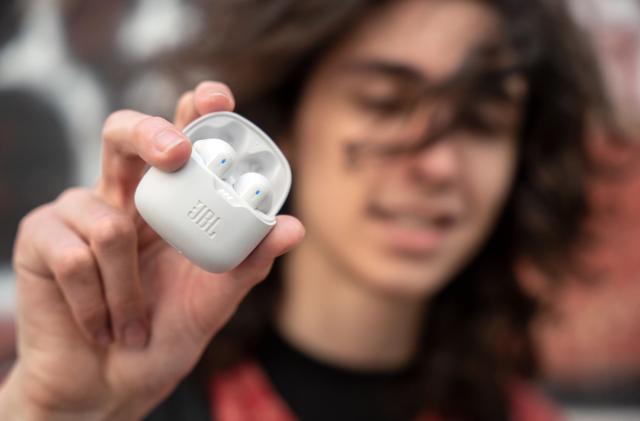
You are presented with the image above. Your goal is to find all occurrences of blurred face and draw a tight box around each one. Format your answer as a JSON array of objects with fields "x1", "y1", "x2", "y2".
[{"x1": 288, "y1": 0, "x2": 525, "y2": 297}]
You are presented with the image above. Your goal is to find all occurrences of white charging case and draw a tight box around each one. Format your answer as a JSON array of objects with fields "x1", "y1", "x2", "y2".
[{"x1": 134, "y1": 111, "x2": 292, "y2": 273}]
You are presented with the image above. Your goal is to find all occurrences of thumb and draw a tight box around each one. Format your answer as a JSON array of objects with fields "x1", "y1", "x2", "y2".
[
  {"x1": 188, "y1": 215, "x2": 305, "y2": 339},
  {"x1": 230, "y1": 215, "x2": 306, "y2": 284}
]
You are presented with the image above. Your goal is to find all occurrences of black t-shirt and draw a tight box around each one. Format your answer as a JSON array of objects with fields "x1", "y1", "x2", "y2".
[
  {"x1": 146, "y1": 328, "x2": 422, "y2": 421},
  {"x1": 257, "y1": 327, "x2": 422, "y2": 421}
]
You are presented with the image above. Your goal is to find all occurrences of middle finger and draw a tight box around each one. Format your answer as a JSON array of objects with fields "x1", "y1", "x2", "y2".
[
  {"x1": 55, "y1": 188, "x2": 149, "y2": 349},
  {"x1": 174, "y1": 81, "x2": 236, "y2": 129}
]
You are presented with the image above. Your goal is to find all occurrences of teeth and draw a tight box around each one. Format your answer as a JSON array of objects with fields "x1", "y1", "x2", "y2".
[
  {"x1": 392, "y1": 215, "x2": 432, "y2": 228},
  {"x1": 370, "y1": 205, "x2": 455, "y2": 229}
]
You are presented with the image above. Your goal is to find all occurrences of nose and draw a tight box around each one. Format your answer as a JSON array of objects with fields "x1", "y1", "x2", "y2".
[{"x1": 408, "y1": 140, "x2": 460, "y2": 191}]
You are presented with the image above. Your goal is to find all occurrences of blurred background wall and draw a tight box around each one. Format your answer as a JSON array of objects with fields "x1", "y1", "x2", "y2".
[
  {"x1": 535, "y1": 0, "x2": 640, "y2": 416},
  {"x1": 0, "y1": 0, "x2": 638, "y2": 419}
]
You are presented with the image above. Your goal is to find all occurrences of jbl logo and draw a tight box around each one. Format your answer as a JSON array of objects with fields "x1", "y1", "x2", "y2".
[{"x1": 187, "y1": 201, "x2": 221, "y2": 239}]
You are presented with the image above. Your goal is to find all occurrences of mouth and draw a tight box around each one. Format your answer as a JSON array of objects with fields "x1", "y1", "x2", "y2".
[{"x1": 367, "y1": 203, "x2": 459, "y2": 255}]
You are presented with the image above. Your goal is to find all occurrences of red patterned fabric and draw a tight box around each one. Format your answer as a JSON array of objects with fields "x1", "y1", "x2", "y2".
[
  {"x1": 508, "y1": 381, "x2": 563, "y2": 421},
  {"x1": 210, "y1": 360, "x2": 564, "y2": 421},
  {"x1": 211, "y1": 361, "x2": 296, "y2": 421}
]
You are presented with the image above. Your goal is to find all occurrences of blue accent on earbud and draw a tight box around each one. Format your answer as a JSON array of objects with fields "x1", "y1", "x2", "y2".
[
  {"x1": 256, "y1": 190, "x2": 261, "y2": 196},
  {"x1": 221, "y1": 159, "x2": 227, "y2": 164}
]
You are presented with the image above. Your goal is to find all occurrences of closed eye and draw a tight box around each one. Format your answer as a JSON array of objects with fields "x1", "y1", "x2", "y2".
[{"x1": 353, "y1": 94, "x2": 417, "y2": 116}]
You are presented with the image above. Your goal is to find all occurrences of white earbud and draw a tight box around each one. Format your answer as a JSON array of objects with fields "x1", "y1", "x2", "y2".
[
  {"x1": 193, "y1": 138, "x2": 236, "y2": 178},
  {"x1": 234, "y1": 172, "x2": 272, "y2": 212}
]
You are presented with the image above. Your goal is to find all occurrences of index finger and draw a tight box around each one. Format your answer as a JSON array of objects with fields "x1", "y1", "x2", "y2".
[{"x1": 97, "y1": 110, "x2": 192, "y2": 209}]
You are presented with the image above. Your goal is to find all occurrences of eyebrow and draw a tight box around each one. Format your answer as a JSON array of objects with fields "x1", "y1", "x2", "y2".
[{"x1": 341, "y1": 60, "x2": 428, "y2": 85}]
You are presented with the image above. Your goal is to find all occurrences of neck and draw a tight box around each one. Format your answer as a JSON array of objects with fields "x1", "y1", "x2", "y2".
[{"x1": 276, "y1": 237, "x2": 426, "y2": 371}]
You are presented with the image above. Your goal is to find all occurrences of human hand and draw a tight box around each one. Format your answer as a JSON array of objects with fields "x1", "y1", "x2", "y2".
[{"x1": 0, "y1": 81, "x2": 304, "y2": 421}]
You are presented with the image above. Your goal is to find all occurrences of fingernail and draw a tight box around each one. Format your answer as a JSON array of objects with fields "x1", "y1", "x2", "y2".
[
  {"x1": 122, "y1": 321, "x2": 148, "y2": 349},
  {"x1": 154, "y1": 130, "x2": 186, "y2": 153},
  {"x1": 206, "y1": 91, "x2": 234, "y2": 107},
  {"x1": 205, "y1": 89, "x2": 230, "y2": 99},
  {"x1": 95, "y1": 328, "x2": 112, "y2": 347}
]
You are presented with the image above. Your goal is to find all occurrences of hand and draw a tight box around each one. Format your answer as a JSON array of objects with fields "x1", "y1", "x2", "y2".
[{"x1": 0, "y1": 82, "x2": 304, "y2": 421}]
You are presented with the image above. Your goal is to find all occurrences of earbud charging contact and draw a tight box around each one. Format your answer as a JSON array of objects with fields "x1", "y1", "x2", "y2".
[{"x1": 134, "y1": 111, "x2": 292, "y2": 273}]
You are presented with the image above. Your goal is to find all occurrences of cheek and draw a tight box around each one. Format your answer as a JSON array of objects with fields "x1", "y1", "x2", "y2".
[
  {"x1": 290, "y1": 98, "x2": 368, "y2": 236},
  {"x1": 462, "y1": 140, "x2": 518, "y2": 234}
]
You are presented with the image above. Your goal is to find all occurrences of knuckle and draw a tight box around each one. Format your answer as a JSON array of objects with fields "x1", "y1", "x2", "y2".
[
  {"x1": 16, "y1": 205, "x2": 48, "y2": 238},
  {"x1": 110, "y1": 295, "x2": 142, "y2": 319},
  {"x1": 177, "y1": 91, "x2": 193, "y2": 107},
  {"x1": 77, "y1": 302, "x2": 108, "y2": 330},
  {"x1": 13, "y1": 205, "x2": 56, "y2": 272},
  {"x1": 102, "y1": 109, "x2": 130, "y2": 141},
  {"x1": 133, "y1": 115, "x2": 169, "y2": 142},
  {"x1": 14, "y1": 205, "x2": 57, "y2": 253},
  {"x1": 247, "y1": 260, "x2": 273, "y2": 287},
  {"x1": 90, "y1": 215, "x2": 135, "y2": 250},
  {"x1": 55, "y1": 187, "x2": 90, "y2": 206},
  {"x1": 54, "y1": 246, "x2": 95, "y2": 280}
]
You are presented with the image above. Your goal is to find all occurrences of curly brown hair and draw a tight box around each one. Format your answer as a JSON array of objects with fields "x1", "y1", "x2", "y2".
[{"x1": 175, "y1": 0, "x2": 619, "y2": 419}]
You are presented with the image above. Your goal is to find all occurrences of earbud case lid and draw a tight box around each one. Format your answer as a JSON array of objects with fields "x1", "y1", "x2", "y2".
[{"x1": 134, "y1": 111, "x2": 292, "y2": 273}]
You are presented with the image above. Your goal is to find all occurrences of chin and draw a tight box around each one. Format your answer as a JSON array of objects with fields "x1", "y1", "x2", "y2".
[
  {"x1": 350, "y1": 255, "x2": 459, "y2": 299},
  {"x1": 353, "y1": 223, "x2": 494, "y2": 299}
]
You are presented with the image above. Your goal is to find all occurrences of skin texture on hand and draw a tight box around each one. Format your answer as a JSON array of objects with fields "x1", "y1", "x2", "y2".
[{"x1": 0, "y1": 81, "x2": 304, "y2": 420}]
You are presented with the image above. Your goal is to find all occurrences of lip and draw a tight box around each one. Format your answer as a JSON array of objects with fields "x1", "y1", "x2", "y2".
[{"x1": 366, "y1": 204, "x2": 458, "y2": 255}]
